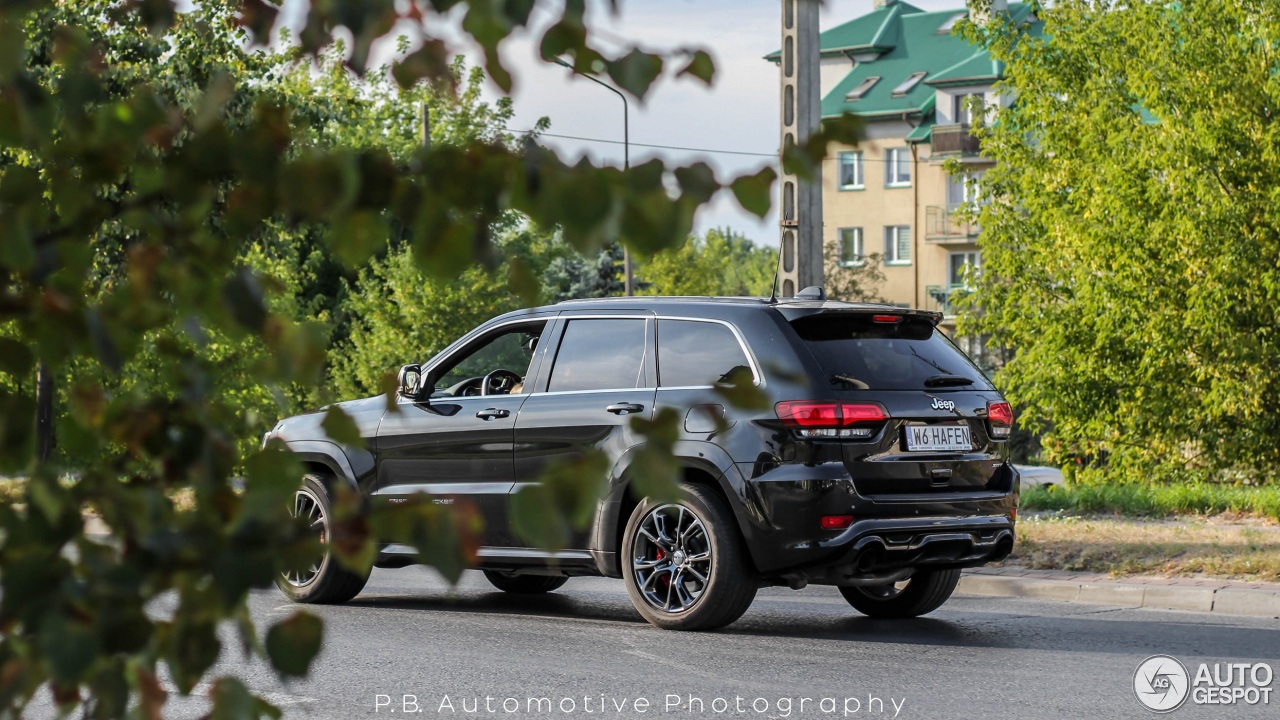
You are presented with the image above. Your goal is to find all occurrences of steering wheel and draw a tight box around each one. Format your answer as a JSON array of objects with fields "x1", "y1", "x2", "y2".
[{"x1": 481, "y1": 369, "x2": 522, "y2": 396}]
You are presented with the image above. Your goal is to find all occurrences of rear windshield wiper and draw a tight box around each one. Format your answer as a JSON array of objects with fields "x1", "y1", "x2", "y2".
[
  {"x1": 923, "y1": 374, "x2": 975, "y2": 387},
  {"x1": 831, "y1": 374, "x2": 869, "y2": 390}
]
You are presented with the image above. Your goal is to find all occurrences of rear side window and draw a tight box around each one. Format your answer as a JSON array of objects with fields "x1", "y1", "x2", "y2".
[
  {"x1": 657, "y1": 320, "x2": 753, "y2": 387},
  {"x1": 548, "y1": 319, "x2": 646, "y2": 392},
  {"x1": 790, "y1": 314, "x2": 991, "y2": 391}
]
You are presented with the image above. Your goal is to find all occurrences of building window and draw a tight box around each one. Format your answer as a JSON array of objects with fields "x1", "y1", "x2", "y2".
[
  {"x1": 949, "y1": 251, "x2": 981, "y2": 288},
  {"x1": 954, "y1": 93, "x2": 986, "y2": 125},
  {"x1": 845, "y1": 76, "x2": 881, "y2": 101},
  {"x1": 885, "y1": 147, "x2": 911, "y2": 187},
  {"x1": 947, "y1": 172, "x2": 982, "y2": 210},
  {"x1": 884, "y1": 226, "x2": 912, "y2": 265},
  {"x1": 891, "y1": 71, "x2": 928, "y2": 97},
  {"x1": 838, "y1": 152, "x2": 864, "y2": 189},
  {"x1": 838, "y1": 228, "x2": 864, "y2": 267}
]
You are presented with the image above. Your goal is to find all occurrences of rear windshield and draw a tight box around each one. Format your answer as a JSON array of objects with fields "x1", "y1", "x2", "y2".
[{"x1": 790, "y1": 314, "x2": 992, "y2": 391}]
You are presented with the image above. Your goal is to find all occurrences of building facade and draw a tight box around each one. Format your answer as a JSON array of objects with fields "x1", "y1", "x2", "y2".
[{"x1": 768, "y1": 0, "x2": 1042, "y2": 330}]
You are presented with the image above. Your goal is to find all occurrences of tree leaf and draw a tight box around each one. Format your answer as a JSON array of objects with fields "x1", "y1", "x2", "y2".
[
  {"x1": 265, "y1": 611, "x2": 323, "y2": 679},
  {"x1": 606, "y1": 49, "x2": 664, "y2": 99},
  {"x1": 678, "y1": 49, "x2": 715, "y2": 85},
  {"x1": 321, "y1": 405, "x2": 365, "y2": 449},
  {"x1": 730, "y1": 167, "x2": 777, "y2": 218}
]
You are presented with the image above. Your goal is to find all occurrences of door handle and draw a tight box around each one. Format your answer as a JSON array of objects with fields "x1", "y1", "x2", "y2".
[
  {"x1": 606, "y1": 402, "x2": 644, "y2": 415},
  {"x1": 476, "y1": 408, "x2": 510, "y2": 420}
]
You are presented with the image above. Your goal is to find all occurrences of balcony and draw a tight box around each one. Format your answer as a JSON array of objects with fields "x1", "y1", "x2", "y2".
[
  {"x1": 925, "y1": 283, "x2": 973, "y2": 319},
  {"x1": 930, "y1": 123, "x2": 982, "y2": 158},
  {"x1": 925, "y1": 205, "x2": 979, "y2": 242}
]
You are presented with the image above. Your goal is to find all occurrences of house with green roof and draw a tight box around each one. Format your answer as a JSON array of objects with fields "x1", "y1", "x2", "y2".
[{"x1": 766, "y1": 0, "x2": 1042, "y2": 332}]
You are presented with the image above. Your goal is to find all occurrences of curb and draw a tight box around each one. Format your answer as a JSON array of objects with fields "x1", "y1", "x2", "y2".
[{"x1": 958, "y1": 573, "x2": 1280, "y2": 618}]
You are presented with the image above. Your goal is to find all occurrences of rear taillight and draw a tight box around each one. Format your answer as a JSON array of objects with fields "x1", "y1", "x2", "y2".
[
  {"x1": 987, "y1": 401, "x2": 1014, "y2": 439},
  {"x1": 775, "y1": 401, "x2": 888, "y2": 439}
]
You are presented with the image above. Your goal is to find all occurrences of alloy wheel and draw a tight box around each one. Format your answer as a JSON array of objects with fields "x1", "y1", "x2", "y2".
[
  {"x1": 284, "y1": 487, "x2": 329, "y2": 588},
  {"x1": 631, "y1": 504, "x2": 713, "y2": 613}
]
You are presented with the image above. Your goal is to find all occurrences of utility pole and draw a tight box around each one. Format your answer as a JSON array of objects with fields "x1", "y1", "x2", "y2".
[{"x1": 777, "y1": 0, "x2": 824, "y2": 297}]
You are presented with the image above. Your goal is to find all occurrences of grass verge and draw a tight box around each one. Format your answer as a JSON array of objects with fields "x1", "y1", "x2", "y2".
[
  {"x1": 1021, "y1": 482, "x2": 1280, "y2": 522},
  {"x1": 1010, "y1": 514, "x2": 1280, "y2": 582}
]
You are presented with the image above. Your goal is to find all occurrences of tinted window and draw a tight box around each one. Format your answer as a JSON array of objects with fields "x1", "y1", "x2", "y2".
[
  {"x1": 548, "y1": 319, "x2": 646, "y2": 392},
  {"x1": 791, "y1": 314, "x2": 991, "y2": 391},
  {"x1": 657, "y1": 320, "x2": 753, "y2": 387}
]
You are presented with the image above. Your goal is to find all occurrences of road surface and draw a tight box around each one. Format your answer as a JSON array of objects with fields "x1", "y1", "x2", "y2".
[{"x1": 149, "y1": 566, "x2": 1280, "y2": 719}]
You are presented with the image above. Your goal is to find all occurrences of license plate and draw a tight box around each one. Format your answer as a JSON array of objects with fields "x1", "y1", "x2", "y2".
[{"x1": 905, "y1": 424, "x2": 973, "y2": 452}]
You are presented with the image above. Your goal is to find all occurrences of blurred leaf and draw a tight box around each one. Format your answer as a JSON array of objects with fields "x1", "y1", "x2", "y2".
[
  {"x1": 678, "y1": 50, "x2": 715, "y2": 85},
  {"x1": 207, "y1": 676, "x2": 282, "y2": 720},
  {"x1": 392, "y1": 40, "x2": 453, "y2": 90},
  {"x1": 606, "y1": 49, "x2": 663, "y2": 99},
  {"x1": 730, "y1": 167, "x2": 777, "y2": 219},
  {"x1": 510, "y1": 452, "x2": 608, "y2": 551},
  {"x1": 264, "y1": 611, "x2": 322, "y2": 679},
  {"x1": 236, "y1": 0, "x2": 280, "y2": 44},
  {"x1": 321, "y1": 406, "x2": 364, "y2": 449},
  {"x1": 712, "y1": 366, "x2": 769, "y2": 410}
]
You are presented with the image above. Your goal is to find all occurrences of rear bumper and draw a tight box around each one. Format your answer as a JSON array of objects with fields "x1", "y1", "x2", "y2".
[
  {"x1": 822, "y1": 515, "x2": 1015, "y2": 571},
  {"x1": 732, "y1": 460, "x2": 1019, "y2": 576}
]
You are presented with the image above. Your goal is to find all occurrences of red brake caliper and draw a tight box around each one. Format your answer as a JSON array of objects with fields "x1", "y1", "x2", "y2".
[{"x1": 655, "y1": 547, "x2": 670, "y2": 588}]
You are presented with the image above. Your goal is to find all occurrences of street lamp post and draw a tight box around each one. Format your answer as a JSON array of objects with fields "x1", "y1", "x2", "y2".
[{"x1": 552, "y1": 58, "x2": 634, "y2": 296}]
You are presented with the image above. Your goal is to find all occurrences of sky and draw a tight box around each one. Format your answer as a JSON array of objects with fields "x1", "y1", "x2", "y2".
[{"x1": 280, "y1": 0, "x2": 968, "y2": 246}]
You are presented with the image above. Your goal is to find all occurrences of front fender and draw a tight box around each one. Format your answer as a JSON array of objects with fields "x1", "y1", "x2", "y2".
[{"x1": 285, "y1": 440, "x2": 374, "y2": 492}]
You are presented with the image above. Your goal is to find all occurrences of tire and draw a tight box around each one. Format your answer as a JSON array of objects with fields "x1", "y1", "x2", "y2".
[
  {"x1": 276, "y1": 474, "x2": 370, "y2": 604},
  {"x1": 838, "y1": 568, "x2": 961, "y2": 618},
  {"x1": 621, "y1": 483, "x2": 757, "y2": 631},
  {"x1": 483, "y1": 571, "x2": 569, "y2": 594}
]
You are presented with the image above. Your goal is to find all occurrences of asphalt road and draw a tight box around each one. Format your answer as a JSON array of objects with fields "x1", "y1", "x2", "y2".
[{"x1": 114, "y1": 567, "x2": 1275, "y2": 720}]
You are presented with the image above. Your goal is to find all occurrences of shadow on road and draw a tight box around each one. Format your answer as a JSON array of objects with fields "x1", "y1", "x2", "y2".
[{"x1": 339, "y1": 577, "x2": 1280, "y2": 661}]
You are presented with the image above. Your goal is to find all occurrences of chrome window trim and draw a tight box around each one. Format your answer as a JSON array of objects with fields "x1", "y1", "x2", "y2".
[{"x1": 412, "y1": 311, "x2": 764, "y2": 402}]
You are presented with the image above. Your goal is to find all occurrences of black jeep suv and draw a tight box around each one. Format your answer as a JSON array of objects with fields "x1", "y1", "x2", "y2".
[{"x1": 267, "y1": 291, "x2": 1018, "y2": 630}]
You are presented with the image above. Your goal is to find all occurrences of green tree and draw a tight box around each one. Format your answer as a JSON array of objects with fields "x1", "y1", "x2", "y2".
[
  {"x1": 961, "y1": 0, "x2": 1280, "y2": 483},
  {"x1": 0, "y1": 0, "x2": 861, "y2": 715},
  {"x1": 638, "y1": 228, "x2": 776, "y2": 296}
]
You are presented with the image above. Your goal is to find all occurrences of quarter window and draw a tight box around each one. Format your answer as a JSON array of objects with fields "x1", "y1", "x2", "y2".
[
  {"x1": 657, "y1": 320, "x2": 752, "y2": 388},
  {"x1": 547, "y1": 319, "x2": 647, "y2": 392}
]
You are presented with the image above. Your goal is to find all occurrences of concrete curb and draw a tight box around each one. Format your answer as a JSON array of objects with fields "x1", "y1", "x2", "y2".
[{"x1": 958, "y1": 573, "x2": 1280, "y2": 618}]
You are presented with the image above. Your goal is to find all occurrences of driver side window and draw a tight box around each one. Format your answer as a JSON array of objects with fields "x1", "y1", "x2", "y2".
[{"x1": 431, "y1": 322, "x2": 546, "y2": 398}]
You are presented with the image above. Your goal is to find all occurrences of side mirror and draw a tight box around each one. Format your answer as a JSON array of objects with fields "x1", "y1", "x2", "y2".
[{"x1": 397, "y1": 364, "x2": 422, "y2": 398}]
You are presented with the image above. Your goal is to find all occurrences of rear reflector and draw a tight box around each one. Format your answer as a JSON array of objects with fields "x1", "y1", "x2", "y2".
[
  {"x1": 821, "y1": 515, "x2": 854, "y2": 530},
  {"x1": 987, "y1": 401, "x2": 1014, "y2": 439}
]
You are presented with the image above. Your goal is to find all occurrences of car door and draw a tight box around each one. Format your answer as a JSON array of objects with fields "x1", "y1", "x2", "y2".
[
  {"x1": 374, "y1": 319, "x2": 549, "y2": 548},
  {"x1": 512, "y1": 314, "x2": 656, "y2": 550}
]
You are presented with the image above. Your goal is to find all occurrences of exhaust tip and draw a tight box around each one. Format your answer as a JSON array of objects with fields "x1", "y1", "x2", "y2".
[
  {"x1": 990, "y1": 532, "x2": 1015, "y2": 562},
  {"x1": 855, "y1": 541, "x2": 886, "y2": 572}
]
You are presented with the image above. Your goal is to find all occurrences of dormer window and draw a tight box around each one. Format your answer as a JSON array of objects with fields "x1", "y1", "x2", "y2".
[
  {"x1": 891, "y1": 72, "x2": 927, "y2": 97},
  {"x1": 845, "y1": 76, "x2": 881, "y2": 101},
  {"x1": 937, "y1": 12, "x2": 967, "y2": 34}
]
